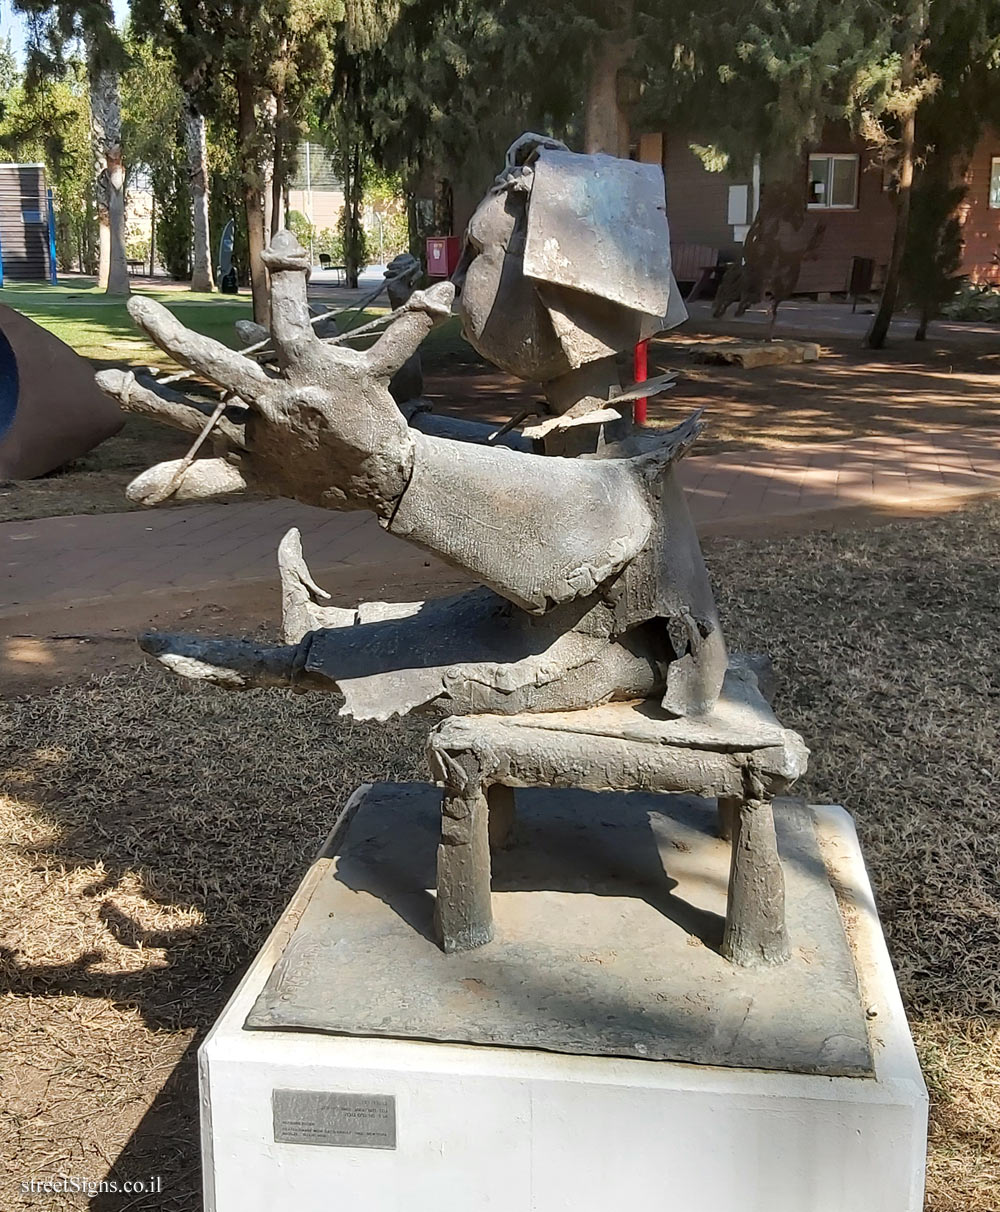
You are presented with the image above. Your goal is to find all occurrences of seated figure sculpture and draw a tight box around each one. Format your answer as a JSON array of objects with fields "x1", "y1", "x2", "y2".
[{"x1": 96, "y1": 134, "x2": 806, "y2": 969}]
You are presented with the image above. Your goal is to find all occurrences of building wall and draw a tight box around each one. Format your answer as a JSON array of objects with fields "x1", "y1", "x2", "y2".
[
  {"x1": 795, "y1": 128, "x2": 896, "y2": 294},
  {"x1": 662, "y1": 123, "x2": 1000, "y2": 294},
  {"x1": 661, "y1": 134, "x2": 744, "y2": 265},
  {"x1": 660, "y1": 128, "x2": 898, "y2": 293},
  {"x1": 287, "y1": 187, "x2": 345, "y2": 234},
  {"x1": 0, "y1": 164, "x2": 50, "y2": 282},
  {"x1": 956, "y1": 135, "x2": 1000, "y2": 284}
]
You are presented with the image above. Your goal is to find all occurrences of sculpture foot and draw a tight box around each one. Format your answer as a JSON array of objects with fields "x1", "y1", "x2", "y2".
[{"x1": 278, "y1": 527, "x2": 355, "y2": 643}]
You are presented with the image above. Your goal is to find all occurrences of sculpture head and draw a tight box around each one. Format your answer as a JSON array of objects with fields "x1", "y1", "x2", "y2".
[{"x1": 453, "y1": 133, "x2": 686, "y2": 386}]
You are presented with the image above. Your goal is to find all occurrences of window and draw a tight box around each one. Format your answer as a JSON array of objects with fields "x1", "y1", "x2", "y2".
[
  {"x1": 990, "y1": 157, "x2": 1000, "y2": 208},
  {"x1": 808, "y1": 154, "x2": 860, "y2": 209}
]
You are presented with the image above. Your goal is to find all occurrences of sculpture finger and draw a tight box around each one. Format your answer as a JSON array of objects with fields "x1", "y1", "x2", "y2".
[
  {"x1": 96, "y1": 369, "x2": 247, "y2": 447},
  {"x1": 235, "y1": 318, "x2": 270, "y2": 348},
  {"x1": 127, "y1": 297, "x2": 274, "y2": 404},
  {"x1": 126, "y1": 458, "x2": 248, "y2": 505},
  {"x1": 365, "y1": 281, "x2": 456, "y2": 379}
]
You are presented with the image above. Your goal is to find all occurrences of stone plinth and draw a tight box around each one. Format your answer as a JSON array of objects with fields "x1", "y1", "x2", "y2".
[{"x1": 200, "y1": 791, "x2": 927, "y2": 1212}]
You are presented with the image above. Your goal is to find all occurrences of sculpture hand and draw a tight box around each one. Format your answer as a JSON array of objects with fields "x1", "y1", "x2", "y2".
[{"x1": 96, "y1": 230, "x2": 448, "y2": 515}]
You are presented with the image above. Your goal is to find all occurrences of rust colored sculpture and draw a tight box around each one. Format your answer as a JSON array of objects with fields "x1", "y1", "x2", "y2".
[{"x1": 0, "y1": 303, "x2": 123, "y2": 479}]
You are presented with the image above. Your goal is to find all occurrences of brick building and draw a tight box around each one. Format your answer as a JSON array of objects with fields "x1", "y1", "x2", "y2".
[{"x1": 636, "y1": 127, "x2": 1000, "y2": 295}]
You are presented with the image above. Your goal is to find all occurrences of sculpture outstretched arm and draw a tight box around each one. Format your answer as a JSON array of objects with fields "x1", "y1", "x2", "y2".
[
  {"x1": 127, "y1": 296, "x2": 278, "y2": 409},
  {"x1": 96, "y1": 228, "x2": 665, "y2": 611}
]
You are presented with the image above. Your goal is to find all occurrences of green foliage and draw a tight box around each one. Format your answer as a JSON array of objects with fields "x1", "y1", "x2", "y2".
[
  {"x1": 314, "y1": 226, "x2": 344, "y2": 260},
  {"x1": 942, "y1": 281, "x2": 1000, "y2": 322},
  {"x1": 120, "y1": 32, "x2": 183, "y2": 190},
  {"x1": 328, "y1": 0, "x2": 589, "y2": 192},
  {"x1": 126, "y1": 215, "x2": 149, "y2": 264},
  {"x1": 287, "y1": 208, "x2": 344, "y2": 261},
  {"x1": 154, "y1": 154, "x2": 192, "y2": 279},
  {"x1": 636, "y1": 0, "x2": 897, "y2": 177},
  {"x1": 338, "y1": 182, "x2": 367, "y2": 275},
  {"x1": 286, "y1": 208, "x2": 314, "y2": 245},
  {"x1": 0, "y1": 54, "x2": 93, "y2": 271},
  {"x1": 119, "y1": 32, "x2": 191, "y2": 277},
  {"x1": 0, "y1": 37, "x2": 17, "y2": 101}
]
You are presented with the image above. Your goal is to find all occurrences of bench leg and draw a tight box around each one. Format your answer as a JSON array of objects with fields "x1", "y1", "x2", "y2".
[
  {"x1": 717, "y1": 795, "x2": 740, "y2": 842},
  {"x1": 434, "y1": 755, "x2": 494, "y2": 953},
  {"x1": 721, "y1": 797, "x2": 790, "y2": 967},
  {"x1": 488, "y1": 784, "x2": 516, "y2": 849}
]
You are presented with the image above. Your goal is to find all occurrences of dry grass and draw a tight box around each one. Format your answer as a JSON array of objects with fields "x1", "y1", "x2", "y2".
[
  {"x1": 2, "y1": 502, "x2": 1000, "y2": 1208},
  {"x1": 710, "y1": 501, "x2": 1000, "y2": 1211}
]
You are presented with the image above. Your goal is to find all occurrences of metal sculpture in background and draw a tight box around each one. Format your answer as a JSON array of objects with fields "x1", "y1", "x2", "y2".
[
  {"x1": 217, "y1": 220, "x2": 238, "y2": 294},
  {"x1": 712, "y1": 181, "x2": 826, "y2": 339},
  {"x1": 96, "y1": 134, "x2": 807, "y2": 971}
]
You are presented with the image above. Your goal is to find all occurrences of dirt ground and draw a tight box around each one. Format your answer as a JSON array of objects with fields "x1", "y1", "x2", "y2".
[
  {"x1": 5, "y1": 316, "x2": 1000, "y2": 524},
  {"x1": 0, "y1": 419, "x2": 191, "y2": 524},
  {"x1": 3, "y1": 503, "x2": 1000, "y2": 1209},
  {"x1": 423, "y1": 326, "x2": 1000, "y2": 454}
]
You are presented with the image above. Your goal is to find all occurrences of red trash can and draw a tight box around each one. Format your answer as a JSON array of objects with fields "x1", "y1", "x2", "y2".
[{"x1": 426, "y1": 236, "x2": 462, "y2": 278}]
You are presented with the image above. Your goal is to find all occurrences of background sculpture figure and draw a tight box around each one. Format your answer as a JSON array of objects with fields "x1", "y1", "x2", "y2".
[{"x1": 712, "y1": 182, "x2": 826, "y2": 339}]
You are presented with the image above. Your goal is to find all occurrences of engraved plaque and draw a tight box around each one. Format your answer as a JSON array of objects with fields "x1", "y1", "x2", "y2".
[{"x1": 272, "y1": 1090, "x2": 396, "y2": 1149}]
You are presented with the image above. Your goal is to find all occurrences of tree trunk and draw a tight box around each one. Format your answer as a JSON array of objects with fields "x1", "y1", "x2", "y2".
[
  {"x1": 87, "y1": 36, "x2": 129, "y2": 296},
  {"x1": 405, "y1": 186, "x2": 419, "y2": 260},
  {"x1": 342, "y1": 141, "x2": 364, "y2": 289},
  {"x1": 866, "y1": 42, "x2": 918, "y2": 349},
  {"x1": 237, "y1": 71, "x2": 269, "y2": 324},
  {"x1": 106, "y1": 145, "x2": 129, "y2": 294},
  {"x1": 184, "y1": 100, "x2": 215, "y2": 292},
  {"x1": 915, "y1": 303, "x2": 929, "y2": 341},
  {"x1": 583, "y1": 1, "x2": 634, "y2": 157},
  {"x1": 96, "y1": 169, "x2": 110, "y2": 287},
  {"x1": 83, "y1": 186, "x2": 97, "y2": 274},
  {"x1": 434, "y1": 178, "x2": 453, "y2": 234},
  {"x1": 270, "y1": 92, "x2": 286, "y2": 239}
]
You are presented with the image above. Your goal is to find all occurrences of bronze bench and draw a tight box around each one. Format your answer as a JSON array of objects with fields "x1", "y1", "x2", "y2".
[{"x1": 427, "y1": 659, "x2": 808, "y2": 968}]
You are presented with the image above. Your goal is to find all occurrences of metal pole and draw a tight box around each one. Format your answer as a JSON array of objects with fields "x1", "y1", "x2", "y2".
[
  {"x1": 633, "y1": 339, "x2": 649, "y2": 426},
  {"x1": 46, "y1": 188, "x2": 58, "y2": 285}
]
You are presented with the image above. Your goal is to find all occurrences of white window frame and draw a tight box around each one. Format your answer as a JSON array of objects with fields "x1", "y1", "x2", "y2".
[
  {"x1": 989, "y1": 156, "x2": 1000, "y2": 209},
  {"x1": 807, "y1": 153, "x2": 860, "y2": 210}
]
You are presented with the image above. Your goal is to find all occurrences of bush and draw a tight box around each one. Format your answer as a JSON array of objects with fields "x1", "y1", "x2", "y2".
[
  {"x1": 942, "y1": 281, "x2": 1000, "y2": 323},
  {"x1": 153, "y1": 155, "x2": 191, "y2": 280},
  {"x1": 314, "y1": 227, "x2": 343, "y2": 262},
  {"x1": 287, "y1": 211, "x2": 343, "y2": 265}
]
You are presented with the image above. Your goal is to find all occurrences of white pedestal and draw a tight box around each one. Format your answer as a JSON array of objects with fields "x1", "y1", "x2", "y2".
[{"x1": 201, "y1": 804, "x2": 927, "y2": 1212}]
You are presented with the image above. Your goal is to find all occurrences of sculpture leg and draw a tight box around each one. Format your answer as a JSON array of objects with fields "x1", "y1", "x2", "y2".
[
  {"x1": 721, "y1": 796, "x2": 790, "y2": 967},
  {"x1": 434, "y1": 753, "x2": 495, "y2": 953},
  {"x1": 487, "y1": 784, "x2": 516, "y2": 850}
]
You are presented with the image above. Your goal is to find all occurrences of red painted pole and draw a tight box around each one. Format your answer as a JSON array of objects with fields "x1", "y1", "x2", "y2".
[{"x1": 633, "y1": 338, "x2": 649, "y2": 426}]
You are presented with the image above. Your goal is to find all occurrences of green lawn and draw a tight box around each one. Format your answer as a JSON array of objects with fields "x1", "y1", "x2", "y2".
[
  {"x1": 0, "y1": 280, "x2": 253, "y2": 367},
  {"x1": 0, "y1": 279, "x2": 478, "y2": 371}
]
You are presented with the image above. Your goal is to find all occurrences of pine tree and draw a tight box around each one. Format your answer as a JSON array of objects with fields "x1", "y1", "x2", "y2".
[{"x1": 866, "y1": 0, "x2": 1000, "y2": 346}]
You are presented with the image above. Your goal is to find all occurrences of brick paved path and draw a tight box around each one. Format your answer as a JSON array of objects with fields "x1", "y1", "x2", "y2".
[{"x1": 4, "y1": 428, "x2": 1000, "y2": 613}]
